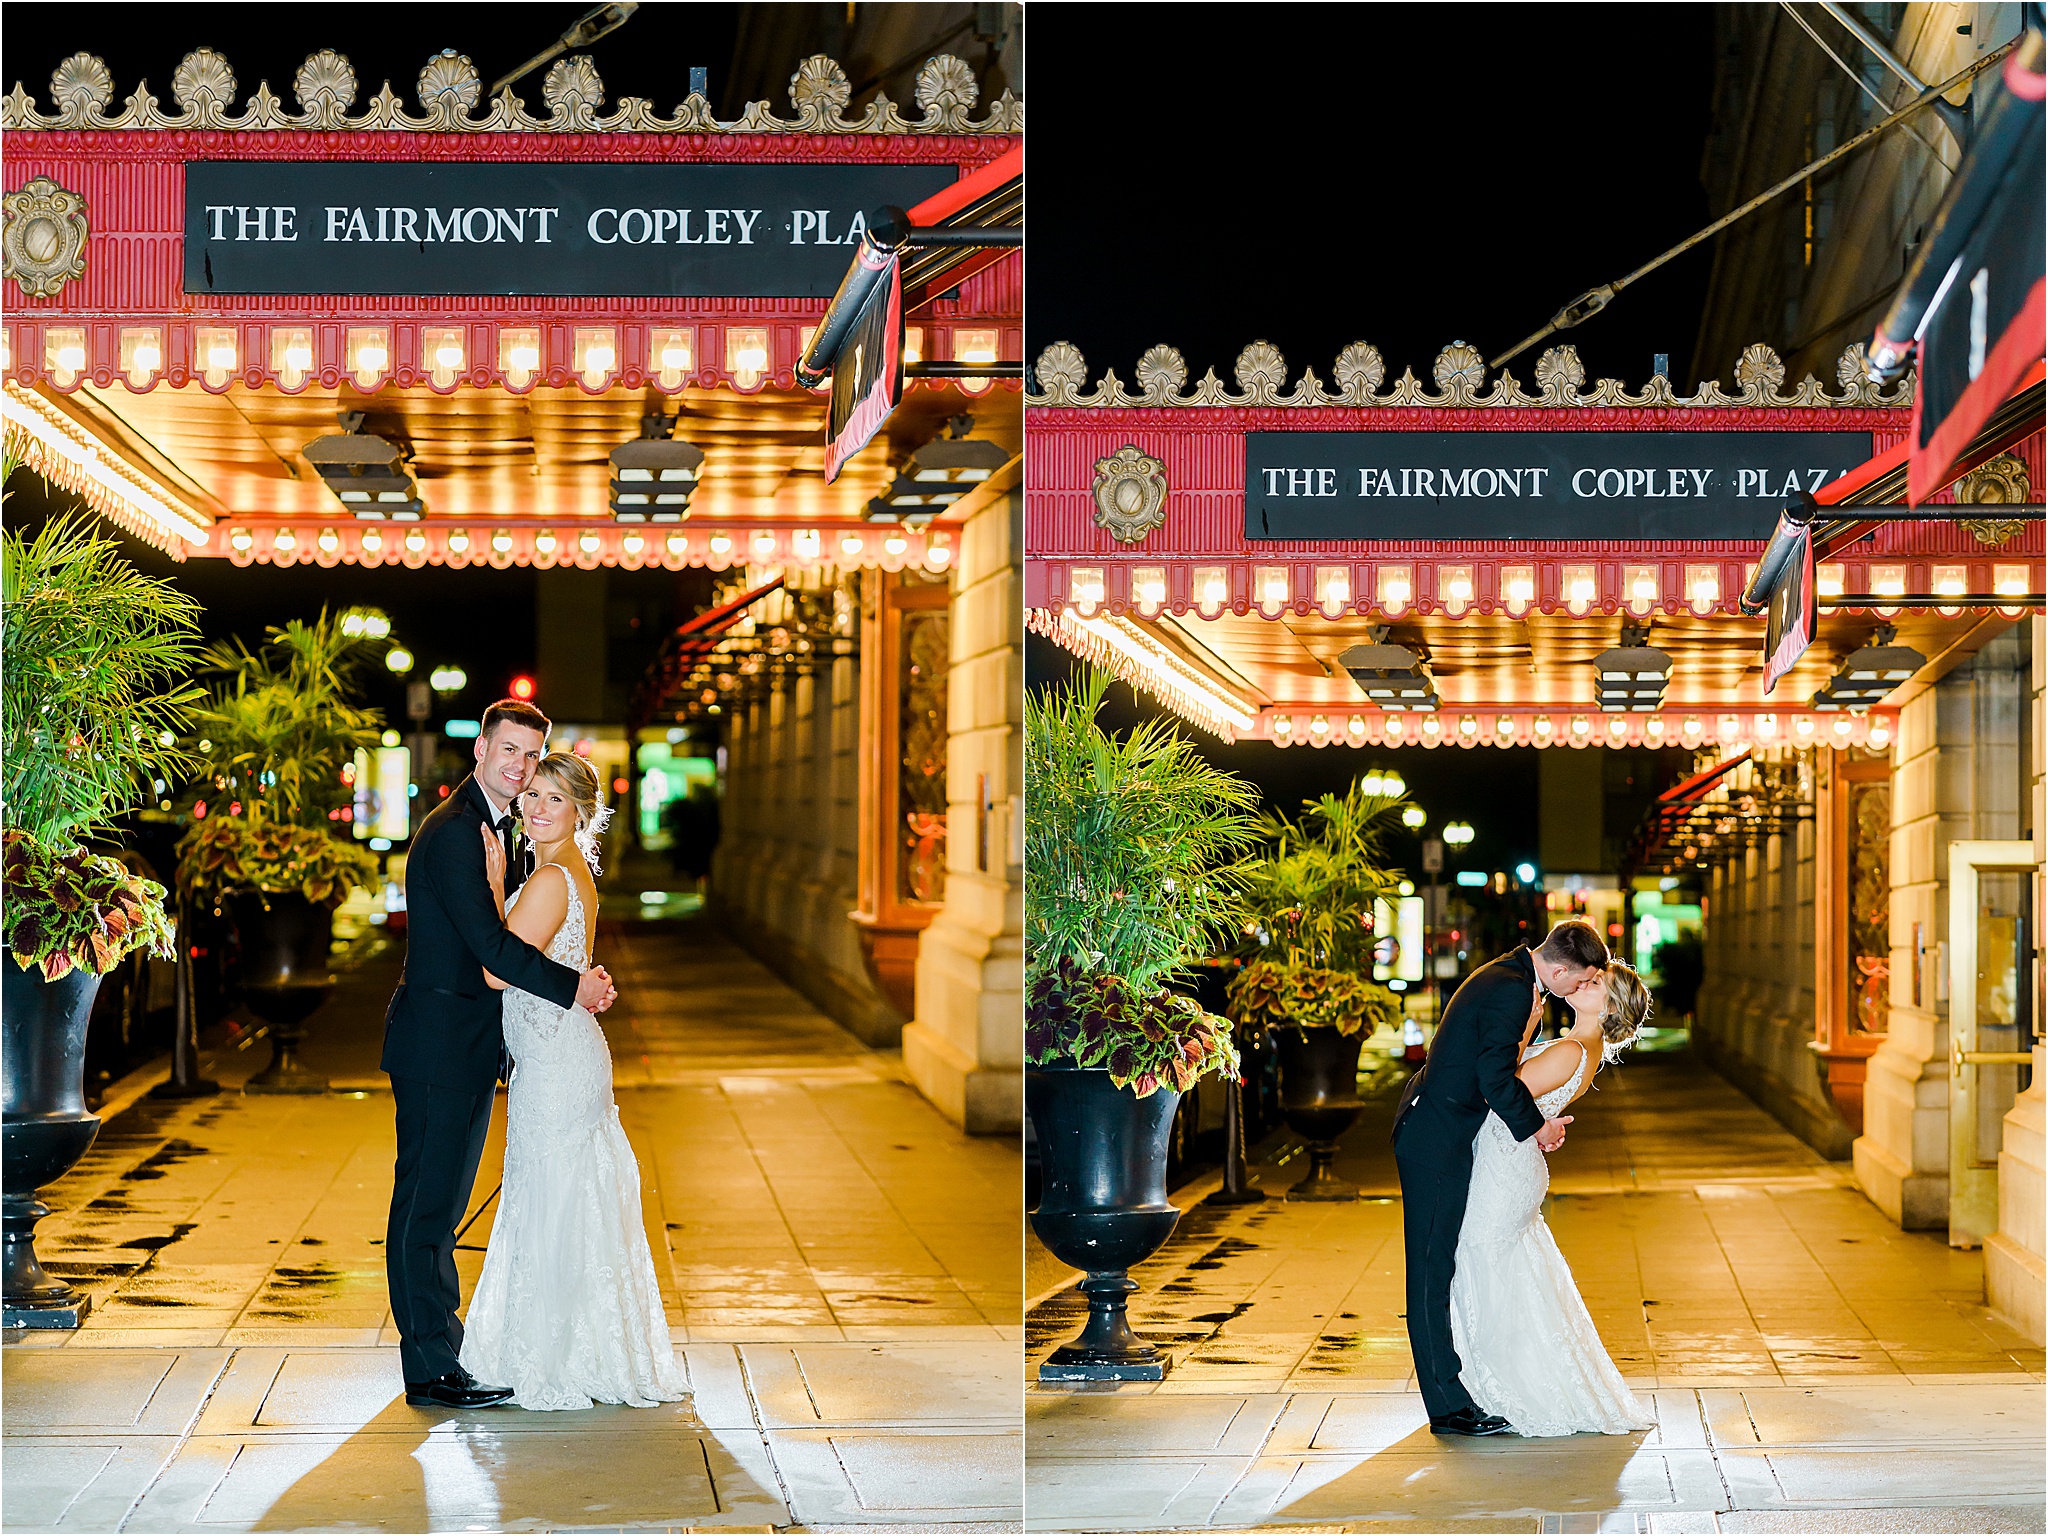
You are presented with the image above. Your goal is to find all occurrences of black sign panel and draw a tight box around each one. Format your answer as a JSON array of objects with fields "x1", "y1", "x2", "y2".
[
  {"x1": 1245, "y1": 431, "x2": 1876, "y2": 541},
  {"x1": 183, "y1": 161, "x2": 955, "y2": 297}
]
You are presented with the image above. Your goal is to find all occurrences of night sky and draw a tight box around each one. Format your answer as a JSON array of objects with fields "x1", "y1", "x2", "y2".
[
  {"x1": 1025, "y1": 3, "x2": 1722, "y2": 852},
  {"x1": 5, "y1": 4, "x2": 898, "y2": 126},
  {"x1": 1025, "y1": 3, "x2": 1720, "y2": 391}
]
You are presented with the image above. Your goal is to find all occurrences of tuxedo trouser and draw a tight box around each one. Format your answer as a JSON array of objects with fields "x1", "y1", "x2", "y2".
[
  {"x1": 387, "y1": 1074, "x2": 495, "y2": 1383},
  {"x1": 1394, "y1": 1138, "x2": 1478, "y2": 1419}
]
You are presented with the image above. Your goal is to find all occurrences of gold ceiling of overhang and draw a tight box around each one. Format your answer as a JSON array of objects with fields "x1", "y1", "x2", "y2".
[
  {"x1": 1142, "y1": 604, "x2": 1995, "y2": 713},
  {"x1": 56, "y1": 381, "x2": 1019, "y2": 528}
]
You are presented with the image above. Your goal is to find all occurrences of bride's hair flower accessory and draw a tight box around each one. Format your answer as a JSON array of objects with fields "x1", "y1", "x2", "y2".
[{"x1": 530, "y1": 752, "x2": 612, "y2": 877}]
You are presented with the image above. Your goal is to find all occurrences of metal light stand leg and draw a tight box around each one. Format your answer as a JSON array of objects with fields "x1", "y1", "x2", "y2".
[
  {"x1": 1203, "y1": 1065, "x2": 1266, "y2": 1207},
  {"x1": 151, "y1": 898, "x2": 218, "y2": 1101}
]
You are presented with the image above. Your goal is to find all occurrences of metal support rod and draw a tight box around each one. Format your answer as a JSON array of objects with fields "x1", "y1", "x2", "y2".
[
  {"x1": 902, "y1": 361, "x2": 1025, "y2": 378},
  {"x1": 1817, "y1": 0, "x2": 1931, "y2": 88},
  {"x1": 1819, "y1": 592, "x2": 2045, "y2": 606},
  {"x1": 1778, "y1": 2, "x2": 1959, "y2": 165},
  {"x1": 1490, "y1": 38, "x2": 2018, "y2": 370},
  {"x1": 905, "y1": 225, "x2": 1021, "y2": 248},
  {"x1": 487, "y1": 3, "x2": 638, "y2": 98},
  {"x1": 1740, "y1": 493, "x2": 1822, "y2": 613}
]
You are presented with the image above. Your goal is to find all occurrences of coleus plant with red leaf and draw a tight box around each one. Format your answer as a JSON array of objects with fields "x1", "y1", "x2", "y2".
[
  {"x1": 1026, "y1": 958, "x2": 1238, "y2": 1099},
  {"x1": 2, "y1": 506, "x2": 201, "y2": 979}
]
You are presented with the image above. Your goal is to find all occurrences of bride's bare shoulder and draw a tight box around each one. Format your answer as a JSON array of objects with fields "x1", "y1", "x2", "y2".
[{"x1": 1517, "y1": 1035, "x2": 1588, "y2": 1096}]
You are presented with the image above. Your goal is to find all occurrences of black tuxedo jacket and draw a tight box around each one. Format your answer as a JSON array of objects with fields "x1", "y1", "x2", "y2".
[
  {"x1": 1392, "y1": 945, "x2": 1548, "y2": 1156},
  {"x1": 380, "y1": 776, "x2": 580, "y2": 1091}
]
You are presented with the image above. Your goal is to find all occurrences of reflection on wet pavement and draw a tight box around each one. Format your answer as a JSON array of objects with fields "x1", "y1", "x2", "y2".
[
  {"x1": 7, "y1": 913, "x2": 1020, "y2": 1531},
  {"x1": 1025, "y1": 1044, "x2": 2044, "y2": 1530}
]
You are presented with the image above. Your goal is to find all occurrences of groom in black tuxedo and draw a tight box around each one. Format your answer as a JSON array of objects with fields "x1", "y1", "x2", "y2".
[
  {"x1": 1391, "y1": 917, "x2": 1608, "y2": 1435},
  {"x1": 381, "y1": 699, "x2": 617, "y2": 1408}
]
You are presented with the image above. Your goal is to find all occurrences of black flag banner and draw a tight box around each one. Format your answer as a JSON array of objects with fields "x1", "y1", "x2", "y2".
[
  {"x1": 1762, "y1": 525, "x2": 1817, "y2": 695},
  {"x1": 1868, "y1": 32, "x2": 2045, "y2": 502},
  {"x1": 823, "y1": 247, "x2": 903, "y2": 484}
]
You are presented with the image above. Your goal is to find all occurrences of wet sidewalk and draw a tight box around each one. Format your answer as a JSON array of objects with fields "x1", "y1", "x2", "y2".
[
  {"x1": 1024, "y1": 1043, "x2": 2044, "y2": 1533},
  {"x1": 5, "y1": 912, "x2": 1021, "y2": 1532}
]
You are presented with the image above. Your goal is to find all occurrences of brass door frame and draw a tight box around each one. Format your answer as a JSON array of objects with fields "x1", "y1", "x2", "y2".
[{"x1": 1948, "y1": 838, "x2": 2037, "y2": 1248}]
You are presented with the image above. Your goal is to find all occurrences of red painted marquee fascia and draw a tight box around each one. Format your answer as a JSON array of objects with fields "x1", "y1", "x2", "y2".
[
  {"x1": 0, "y1": 129, "x2": 1020, "y2": 394},
  {"x1": 1024, "y1": 403, "x2": 2043, "y2": 619}
]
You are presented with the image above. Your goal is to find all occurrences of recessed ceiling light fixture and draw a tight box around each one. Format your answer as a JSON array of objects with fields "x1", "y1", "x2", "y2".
[{"x1": 611, "y1": 414, "x2": 705, "y2": 523}]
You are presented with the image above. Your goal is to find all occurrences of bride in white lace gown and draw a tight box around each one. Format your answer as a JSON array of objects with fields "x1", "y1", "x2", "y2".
[
  {"x1": 459, "y1": 752, "x2": 688, "y2": 1412},
  {"x1": 1448, "y1": 963, "x2": 1654, "y2": 1437}
]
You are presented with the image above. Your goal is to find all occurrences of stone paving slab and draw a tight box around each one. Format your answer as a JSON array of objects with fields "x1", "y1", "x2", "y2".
[
  {"x1": 1024, "y1": 1045, "x2": 2043, "y2": 1532},
  {"x1": 7, "y1": 1319, "x2": 1019, "y2": 1530},
  {"x1": 6, "y1": 914, "x2": 1020, "y2": 1533},
  {"x1": 1022, "y1": 1383, "x2": 2045, "y2": 1530}
]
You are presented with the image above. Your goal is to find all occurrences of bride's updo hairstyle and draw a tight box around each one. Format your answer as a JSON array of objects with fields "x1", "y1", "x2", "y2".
[
  {"x1": 1597, "y1": 962, "x2": 1654, "y2": 1061},
  {"x1": 530, "y1": 751, "x2": 612, "y2": 876}
]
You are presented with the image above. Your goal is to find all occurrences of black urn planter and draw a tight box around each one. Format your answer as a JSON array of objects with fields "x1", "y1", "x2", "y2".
[
  {"x1": 3, "y1": 963, "x2": 104, "y2": 1327},
  {"x1": 1027, "y1": 1066, "x2": 1182, "y2": 1382},
  {"x1": 227, "y1": 892, "x2": 335, "y2": 1094},
  {"x1": 1274, "y1": 1025, "x2": 1366, "y2": 1201}
]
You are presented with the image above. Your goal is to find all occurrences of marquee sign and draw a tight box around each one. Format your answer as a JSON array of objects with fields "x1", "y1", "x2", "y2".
[
  {"x1": 184, "y1": 161, "x2": 955, "y2": 297},
  {"x1": 1245, "y1": 430, "x2": 1877, "y2": 541}
]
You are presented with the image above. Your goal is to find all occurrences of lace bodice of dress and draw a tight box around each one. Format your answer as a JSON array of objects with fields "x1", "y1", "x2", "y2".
[
  {"x1": 1527, "y1": 1035, "x2": 1589, "y2": 1118},
  {"x1": 503, "y1": 866, "x2": 587, "y2": 1047},
  {"x1": 507, "y1": 863, "x2": 588, "y2": 971}
]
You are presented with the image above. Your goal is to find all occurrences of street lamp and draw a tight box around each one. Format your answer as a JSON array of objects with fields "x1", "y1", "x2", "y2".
[
  {"x1": 1443, "y1": 821, "x2": 1475, "y2": 847},
  {"x1": 1400, "y1": 805, "x2": 1427, "y2": 829},
  {"x1": 384, "y1": 646, "x2": 414, "y2": 674},
  {"x1": 430, "y1": 664, "x2": 467, "y2": 696}
]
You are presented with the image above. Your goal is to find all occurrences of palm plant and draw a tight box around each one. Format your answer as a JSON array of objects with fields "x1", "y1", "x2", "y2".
[
  {"x1": 1025, "y1": 666, "x2": 1261, "y2": 1096},
  {"x1": 1227, "y1": 778, "x2": 1410, "y2": 1037},
  {"x1": 1, "y1": 503, "x2": 203, "y2": 978},
  {"x1": 175, "y1": 611, "x2": 382, "y2": 909}
]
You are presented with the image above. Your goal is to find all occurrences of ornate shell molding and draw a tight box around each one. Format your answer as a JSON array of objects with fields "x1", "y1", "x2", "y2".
[
  {"x1": 3, "y1": 48, "x2": 1020, "y2": 135},
  {"x1": 1028, "y1": 340, "x2": 1914, "y2": 410}
]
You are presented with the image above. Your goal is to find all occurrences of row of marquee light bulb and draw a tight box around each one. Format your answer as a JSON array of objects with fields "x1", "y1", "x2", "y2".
[
  {"x1": 1256, "y1": 706, "x2": 1891, "y2": 751},
  {"x1": 223, "y1": 520, "x2": 948, "y2": 569},
  {"x1": 9, "y1": 323, "x2": 1001, "y2": 393},
  {"x1": 1069, "y1": 559, "x2": 2035, "y2": 618}
]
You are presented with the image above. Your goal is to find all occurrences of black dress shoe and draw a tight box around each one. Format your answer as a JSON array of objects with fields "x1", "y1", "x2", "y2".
[
  {"x1": 1430, "y1": 1407, "x2": 1512, "y2": 1436},
  {"x1": 404, "y1": 1371, "x2": 516, "y2": 1408}
]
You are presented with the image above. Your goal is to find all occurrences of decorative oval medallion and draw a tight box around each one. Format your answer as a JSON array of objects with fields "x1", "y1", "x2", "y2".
[
  {"x1": 2, "y1": 176, "x2": 89, "y2": 299},
  {"x1": 1092, "y1": 446, "x2": 1168, "y2": 545}
]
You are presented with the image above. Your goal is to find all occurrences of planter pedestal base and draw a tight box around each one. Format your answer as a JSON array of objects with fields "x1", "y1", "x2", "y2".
[
  {"x1": 3, "y1": 1192, "x2": 90, "y2": 1329},
  {"x1": 1039, "y1": 1273, "x2": 1169, "y2": 1382},
  {"x1": 1287, "y1": 1140, "x2": 1359, "y2": 1201},
  {"x1": 241, "y1": 986, "x2": 331, "y2": 1095}
]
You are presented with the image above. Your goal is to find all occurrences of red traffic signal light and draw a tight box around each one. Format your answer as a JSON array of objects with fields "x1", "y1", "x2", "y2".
[{"x1": 509, "y1": 675, "x2": 536, "y2": 701}]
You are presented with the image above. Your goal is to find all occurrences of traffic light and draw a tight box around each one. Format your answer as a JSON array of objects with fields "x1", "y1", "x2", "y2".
[{"x1": 509, "y1": 675, "x2": 537, "y2": 701}]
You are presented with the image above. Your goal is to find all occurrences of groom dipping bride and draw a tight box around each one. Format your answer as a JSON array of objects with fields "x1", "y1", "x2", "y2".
[
  {"x1": 381, "y1": 699, "x2": 686, "y2": 1411},
  {"x1": 1393, "y1": 918, "x2": 1656, "y2": 1438}
]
